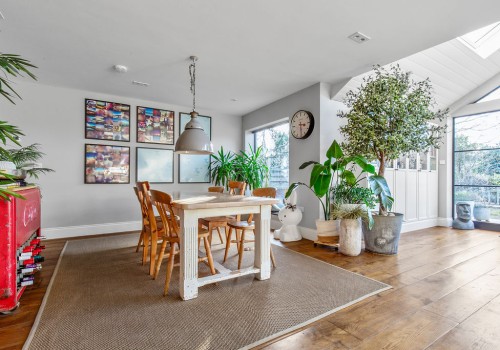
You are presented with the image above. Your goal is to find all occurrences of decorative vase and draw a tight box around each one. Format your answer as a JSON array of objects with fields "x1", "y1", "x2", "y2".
[
  {"x1": 362, "y1": 213, "x2": 403, "y2": 255},
  {"x1": 316, "y1": 219, "x2": 339, "y2": 243},
  {"x1": 339, "y1": 218, "x2": 362, "y2": 256},
  {"x1": 473, "y1": 206, "x2": 490, "y2": 221}
]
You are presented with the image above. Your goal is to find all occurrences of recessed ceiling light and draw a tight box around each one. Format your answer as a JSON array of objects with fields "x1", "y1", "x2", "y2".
[
  {"x1": 113, "y1": 64, "x2": 128, "y2": 73},
  {"x1": 132, "y1": 80, "x2": 150, "y2": 87},
  {"x1": 348, "y1": 32, "x2": 371, "y2": 44},
  {"x1": 231, "y1": 98, "x2": 238, "y2": 102}
]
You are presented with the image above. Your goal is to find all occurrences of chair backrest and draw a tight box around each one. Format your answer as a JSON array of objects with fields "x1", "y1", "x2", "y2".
[
  {"x1": 228, "y1": 181, "x2": 246, "y2": 195},
  {"x1": 137, "y1": 181, "x2": 156, "y2": 230},
  {"x1": 150, "y1": 189, "x2": 178, "y2": 238},
  {"x1": 248, "y1": 187, "x2": 277, "y2": 223},
  {"x1": 208, "y1": 186, "x2": 224, "y2": 193},
  {"x1": 133, "y1": 187, "x2": 149, "y2": 224}
]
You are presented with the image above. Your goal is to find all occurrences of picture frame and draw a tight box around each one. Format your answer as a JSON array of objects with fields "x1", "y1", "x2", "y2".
[
  {"x1": 178, "y1": 154, "x2": 211, "y2": 183},
  {"x1": 178, "y1": 112, "x2": 212, "y2": 183},
  {"x1": 84, "y1": 144, "x2": 130, "y2": 184},
  {"x1": 179, "y1": 112, "x2": 211, "y2": 139},
  {"x1": 137, "y1": 106, "x2": 175, "y2": 145},
  {"x1": 136, "y1": 147, "x2": 174, "y2": 183},
  {"x1": 85, "y1": 99, "x2": 130, "y2": 141}
]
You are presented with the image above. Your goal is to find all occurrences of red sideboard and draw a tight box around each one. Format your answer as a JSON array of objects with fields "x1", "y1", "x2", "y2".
[{"x1": 0, "y1": 187, "x2": 43, "y2": 313}]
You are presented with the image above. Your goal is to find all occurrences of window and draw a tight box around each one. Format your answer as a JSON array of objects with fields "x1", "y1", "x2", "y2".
[
  {"x1": 254, "y1": 122, "x2": 289, "y2": 199},
  {"x1": 475, "y1": 86, "x2": 500, "y2": 103},
  {"x1": 458, "y1": 21, "x2": 500, "y2": 59},
  {"x1": 453, "y1": 111, "x2": 500, "y2": 221}
]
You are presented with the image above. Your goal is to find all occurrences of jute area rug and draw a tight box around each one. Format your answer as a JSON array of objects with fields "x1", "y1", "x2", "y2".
[{"x1": 24, "y1": 233, "x2": 390, "y2": 350}]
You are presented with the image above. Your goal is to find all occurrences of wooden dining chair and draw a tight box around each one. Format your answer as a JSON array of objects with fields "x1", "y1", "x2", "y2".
[
  {"x1": 136, "y1": 181, "x2": 165, "y2": 274},
  {"x1": 224, "y1": 187, "x2": 277, "y2": 270},
  {"x1": 150, "y1": 189, "x2": 216, "y2": 296},
  {"x1": 134, "y1": 181, "x2": 151, "y2": 254},
  {"x1": 199, "y1": 181, "x2": 247, "y2": 245}
]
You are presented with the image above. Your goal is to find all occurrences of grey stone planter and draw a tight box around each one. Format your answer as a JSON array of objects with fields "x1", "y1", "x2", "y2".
[
  {"x1": 473, "y1": 206, "x2": 490, "y2": 221},
  {"x1": 362, "y1": 213, "x2": 404, "y2": 255}
]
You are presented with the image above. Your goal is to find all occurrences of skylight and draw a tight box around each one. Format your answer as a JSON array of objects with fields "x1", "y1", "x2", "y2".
[
  {"x1": 475, "y1": 86, "x2": 500, "y2": 103},
  {"x1": 458, "y1": 22, "x2": 500, "y2": 59}
]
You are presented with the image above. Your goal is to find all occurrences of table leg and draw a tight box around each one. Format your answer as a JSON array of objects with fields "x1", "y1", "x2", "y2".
[
  {"x1": 179, "y1": 210, "x2": 199, "y2": 300},
  {"x1": 254, "y1": 204, "x2": 271, "y2": 280}
]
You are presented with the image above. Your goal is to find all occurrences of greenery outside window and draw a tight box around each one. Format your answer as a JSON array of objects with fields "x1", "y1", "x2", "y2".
[
  {"x1": 453, "y1": 111, "x2": 500, "y2": 222},
  {"x1": 254, "y1": 122, "x2": 289, "y2": 199}
]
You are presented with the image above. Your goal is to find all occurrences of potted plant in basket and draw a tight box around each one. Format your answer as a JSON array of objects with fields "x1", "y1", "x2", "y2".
[{"x1": 339, "y1": 64, "x2": 447, "y2": 254}]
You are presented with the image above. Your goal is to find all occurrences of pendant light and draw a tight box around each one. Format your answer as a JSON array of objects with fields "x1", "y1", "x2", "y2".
[{"x1": 175, "y1": 56, "x2": 214, "y2": 155}]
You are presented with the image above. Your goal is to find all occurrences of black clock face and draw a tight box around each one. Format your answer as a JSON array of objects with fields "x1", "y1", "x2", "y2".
[{"x1": 290, "y1": 110, "x2": 314, "y2": 139}]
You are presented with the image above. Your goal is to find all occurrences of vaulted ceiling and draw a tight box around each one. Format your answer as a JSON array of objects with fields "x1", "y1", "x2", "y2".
[{"x1": 2, "y1": 1, "x2": 500, "y2": 115}]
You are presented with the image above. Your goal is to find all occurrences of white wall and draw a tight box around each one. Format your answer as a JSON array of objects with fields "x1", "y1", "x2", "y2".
[
  {"x1": 242, "y1": 83, "x2": 321, "y2": 229},
  {"x1": 2, "y1": 81, "x2": 241, "y2": 238}
]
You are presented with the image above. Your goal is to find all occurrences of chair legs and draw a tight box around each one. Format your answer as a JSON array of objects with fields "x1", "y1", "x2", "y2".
[
  {"x1": 225, "y1": 228, "x2": 277, "y2": 269},
  {"x1": 136, "y1": 230, "x2": 144, "y2": 253},
  {"x1": 164, "y1": 243, "x2": 177, "y2": 296},
  {"x1": 154, "y1": 239, "x2": 169, "y2": 279},
  {"x1": 142, "y1": 231, "x2": 150, "y2": 266},
  {"x1": 203, "y1": 236, "x2": 216, "y2": 275}
]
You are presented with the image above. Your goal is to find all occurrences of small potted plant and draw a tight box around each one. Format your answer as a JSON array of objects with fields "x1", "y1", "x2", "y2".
[
  {"x1": 232, "y1": 145, "x2": 269, "y2": 192},
  {"x1": 331, "y1": 204, "x2": 369, "y2": 256},
  {"x1": 209, "y1": 146, "x2": 235, "y2": 190},
  {"x1": 473, "y1": 202, "x2": 491, "y2": 221}
]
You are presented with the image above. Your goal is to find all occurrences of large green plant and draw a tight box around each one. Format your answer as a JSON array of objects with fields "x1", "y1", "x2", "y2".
[
  {"x1": 233, "y1": 145, "x2": 269, "y2": 191},
  {"x1": 339, "y1": 64, "x2": 447, "y2": 215},
  {"x1": 0, "y1": 53, "x2": 37, "y2": 200},
  {"x1": 285, "y1": 140, "x2": 392, "y2": 221},
  {"x1": 209, "y1": 146, "x2": 235, "y2": 189}
]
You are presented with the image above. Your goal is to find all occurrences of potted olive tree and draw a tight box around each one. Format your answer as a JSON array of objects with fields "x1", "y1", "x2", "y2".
[{"x1": 339, "y1": 64, "x2": 447, "y2": 254}]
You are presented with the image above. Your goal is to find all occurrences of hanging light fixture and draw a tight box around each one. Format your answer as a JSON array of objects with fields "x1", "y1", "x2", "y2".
[{"x1": 175, "y1": 56, "x2": 214, "y2": 155}]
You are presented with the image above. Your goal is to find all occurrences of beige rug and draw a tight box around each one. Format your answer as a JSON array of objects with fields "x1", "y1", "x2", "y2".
[{"x1": 24, "y1": 233, "x2": 390, "y2": 350}]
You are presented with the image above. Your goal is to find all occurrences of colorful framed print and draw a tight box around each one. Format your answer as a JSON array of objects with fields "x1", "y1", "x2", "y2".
[
  {"x1": 136, "y1": 147, "x2": 174, "y2": 183},
  {"x1": 137, "y1": 106, "x2": 175, "y2": 145},
  {"x1": 179, "y1": 112, "x2": 211, "y2": 139},
  {"x1": 85, "y1": 144, "x2": 130, "y2": 184},
  {"x1": 178, "y1": 154, "x2": 210, "y2": 183},
  {"x1": 85, "y1": 98, "x2": 130, "y2": 141}
]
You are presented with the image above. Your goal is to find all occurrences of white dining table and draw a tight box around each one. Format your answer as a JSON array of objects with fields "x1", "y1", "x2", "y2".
[{"x1": 164, "y1": 191, "x2": 278, "y2": 300}]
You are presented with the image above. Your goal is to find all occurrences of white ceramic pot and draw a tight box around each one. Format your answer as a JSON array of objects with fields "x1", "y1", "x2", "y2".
[
  {"x1": 473, "y1": 206, "x2": 490, "y2": 221},
  {"x1": 339, "y1": 218, "x2": 362, "y2": 256}
]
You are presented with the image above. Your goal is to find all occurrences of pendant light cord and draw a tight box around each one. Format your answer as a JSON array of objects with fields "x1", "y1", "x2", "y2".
[{"x1": 189, "y1": 57, "x2": 197, "y2": 112}]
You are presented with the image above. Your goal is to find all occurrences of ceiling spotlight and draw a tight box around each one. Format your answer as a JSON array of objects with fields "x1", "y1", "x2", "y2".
[
  {"x1": 113, "y1": 64, "x2": 128, "y2": 73},
  {"x1": 348, "y1": 32, "x2": 371, "y2": 44},
  {"x1": 231, "y1": 98, "x2": 238, "y2": 102}
]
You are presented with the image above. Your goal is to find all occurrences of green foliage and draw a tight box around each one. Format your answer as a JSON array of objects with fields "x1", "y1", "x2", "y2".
[
  {"x1": 0, "y1": 143, "x2": 54, "y2": 180},
  {"x1": 0, "y1": 53, "x2": 37, "y2": 104},
  {"x1": 331, "y1": 183, "x2": 376, "y2": 209},
  {"x1": 209, "y1": 147, "x2": 235, "y2": 189},
  {"x1": 233, "y1": 145, "x2": 269, "y2": 190},
  {"x1": 331, "y1": 205, "x2": 369, "y2": 221},
  {"x1": 286, "y1": 139, "x2": 390, "y2": 220},
  {"x1": 339, "y1": 64, "x2": 446, "y2": 214},
  {"x1": 209, "y1": 145, "x2": 269, "y2": 191}
]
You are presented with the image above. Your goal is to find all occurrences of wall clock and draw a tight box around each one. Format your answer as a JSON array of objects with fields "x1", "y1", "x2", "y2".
[{"x1": 290, "y1": 110, "x2": 314, "y2": 139}]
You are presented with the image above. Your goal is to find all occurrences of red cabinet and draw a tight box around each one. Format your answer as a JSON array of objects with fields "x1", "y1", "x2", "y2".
[{"x1": 0, "y1": 187, "x2": 43, "y2": 313}]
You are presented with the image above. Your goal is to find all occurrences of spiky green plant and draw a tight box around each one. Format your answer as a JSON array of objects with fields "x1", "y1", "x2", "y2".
[
  {"x1": 0, "y1": 53, "x2": 37, "y2": 103},
  {"x1": 233, "y1": 145, "x2": 269, "y2": 191},
  {"x1": 209, "y1": 146, "x2": 235, "y2": 189},
  {"x1": 331, "y1": 205, "x2": 369, "y2": 221},
  {"x1": 0, "y1": 143, "x2": 54, "y2": 179}
]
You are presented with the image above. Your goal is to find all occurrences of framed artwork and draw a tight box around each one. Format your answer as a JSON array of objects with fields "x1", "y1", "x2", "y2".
[
  {"x1": 85, "y1": 144, "x2": 130, "y2": 184},
  {"x1": 137, "y1": 106, "x2": 175, "y2": 145},
  {"x1": 85, "y1": 99, "x2": 130, "y2": 141},
  {"x1": 178, "y1": 154, "x2": 210, "y2": 183},
  {"x1": 179, "y1": 112, "x2": 211, "y2": 139},
  {"x1": 136, "y1": 147, "x2": 174, "y2": 183}
]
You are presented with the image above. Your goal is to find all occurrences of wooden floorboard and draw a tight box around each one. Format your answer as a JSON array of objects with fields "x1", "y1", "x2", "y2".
[{"x1": 0, "y1": 227, "x2": 499, "y2": 349}]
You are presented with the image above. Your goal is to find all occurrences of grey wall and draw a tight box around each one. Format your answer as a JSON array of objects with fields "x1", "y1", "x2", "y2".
[{"x1": 2, "y1": 81, "x2": 241, "y2": 229}]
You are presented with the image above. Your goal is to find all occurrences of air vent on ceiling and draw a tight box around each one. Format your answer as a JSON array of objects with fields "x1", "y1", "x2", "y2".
[
  {"x1": 348, "y1": 32, "x2": 371, "y2": 44},
  {"x1": 132, "y1": 81, "x2": 150, "y2": 87}
]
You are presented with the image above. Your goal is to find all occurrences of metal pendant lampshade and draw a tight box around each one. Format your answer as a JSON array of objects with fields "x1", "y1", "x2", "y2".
[{"x1": 175, "y1": 56, "x2": 213, "y2": 155}]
